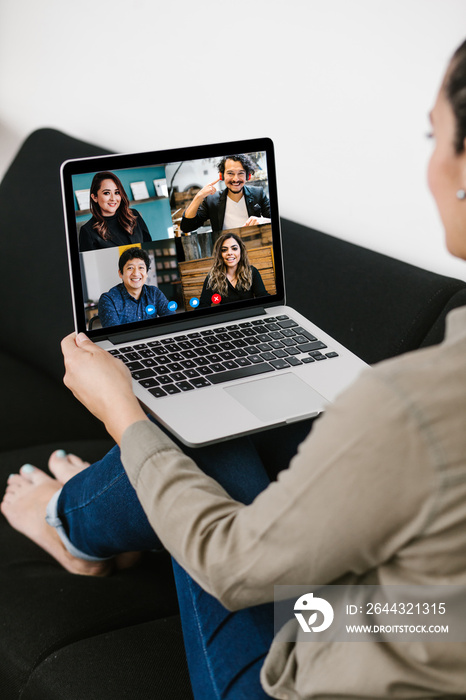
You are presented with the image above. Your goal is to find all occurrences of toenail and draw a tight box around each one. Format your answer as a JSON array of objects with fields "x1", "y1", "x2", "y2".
[
  {"x1": 55, "y1": 450, "x2": 66, "y2": 458},
  {"x1": 8, "y1": 474, "x2": 15, "y2": 479},
  {"x1": 21, "y1": 464, "x2": 35, "y2": 473}
]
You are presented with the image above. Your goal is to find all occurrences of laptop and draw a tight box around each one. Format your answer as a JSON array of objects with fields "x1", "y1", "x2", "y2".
[{"x1": 61, "y1": 137, "x2": 366, "y2": 446}]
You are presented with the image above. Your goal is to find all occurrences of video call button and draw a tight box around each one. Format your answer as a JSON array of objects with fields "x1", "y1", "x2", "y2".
[
  {"x1": 190, "y1": 297, "x2": 200, "y2": 308},
  {"x1": 145, "y1": 304, "x2": 156, "y2": 315},
  {"x1": 211, "y1": 294, "x2": 222, "y2": 305}
]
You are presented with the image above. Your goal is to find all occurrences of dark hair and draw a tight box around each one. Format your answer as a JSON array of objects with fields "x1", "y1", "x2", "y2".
[
  {"x1": 207, "y1": 233, "x2": 252, "y2": 296},
  {"x1": 217, "y1": 154, "x2": 256, "y2": 178},
  {"x1": 445, "y1": 39, "x2": 466, "y2": 154},
  {"x1": 118, "y1": 247, "x2": 151, "y2": 274},
  {"x1": 90, "y1": 172, "x2": 137, "y2": 241}
]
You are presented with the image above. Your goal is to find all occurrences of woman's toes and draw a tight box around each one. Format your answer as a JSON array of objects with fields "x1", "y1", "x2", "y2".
[
  {"x1": 48, "y1": 450, "x2": 90, "y2": 483},
  {"x1": 20, "y1": 465, "x2": 55, "y2": 486},
  {"x1": 68, "y1": 453, "x2": 90, "y2": 469}
]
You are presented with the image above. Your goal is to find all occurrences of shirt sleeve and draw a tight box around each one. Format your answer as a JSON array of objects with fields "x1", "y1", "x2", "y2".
[
  {"x1": 199, "y1": 276, "x2": 212, "y2": 307},
  {"x1": 251, "y1": 267, "x2": 268, "y2": 297},
  {"x1": 79, "y1": 221, "x2": 94, "y2": 252},
  {"x1": 180, "y1": 198, "x2": 210, "y2": 233},
  {"x1": 133, "y1": 210, "x2": 152, "y2": 242},
  {"x1": 98, "y1": 292, "x2": 119, "y2": 327},
  {"x1": 121, "y1": 368, "x2": 436, "y2": 611},
  {"x1": 154, "y1": 287, "x2": 175, "y2": 316},
  {"x1": 259, "y1": 190, "x2": 271, "y2": 218}
]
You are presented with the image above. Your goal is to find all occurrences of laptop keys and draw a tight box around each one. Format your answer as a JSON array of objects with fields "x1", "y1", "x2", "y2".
[
  {"x1": 140, "y1": 377, "x2": 159, "y2": 388},
  {"x1": 191, "y1": 377, "x2": 211, "y2": 389},
  {"x1": 115, "y1": 314, "x2": 339, "y2": 397},
  {"x1": 149, "y1": 387, "x2": 168, "y2": 398},
  {"x1": 208, "y1": 363, "x2": 274, "y2": 384},
  {"x1": 177, "y1": 381, "x2": 195, "y2": 392}
]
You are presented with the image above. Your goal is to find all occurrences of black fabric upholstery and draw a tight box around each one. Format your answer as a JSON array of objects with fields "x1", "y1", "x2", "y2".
[
  {"x1": 420, "y1": 287, "x2": 466, "y2": 348},
  {"x1": 0, "y1": 443, "x2": 186, "y2": 700},
  {"x1": 0, "y1": 128, "x2": 111, "y2": 384},
  {"x1": 21, "y1": 617, "x2": 192, "y2": 700},
  {"x1": 0, "y1": 349, "x2": 106, "y2": 449},
  {"x1": 0, "y1": 128, "x2": 465, "y2": 699},
  {"x1": 281, "y1": 218, "x2": 466, "y2": 364}
]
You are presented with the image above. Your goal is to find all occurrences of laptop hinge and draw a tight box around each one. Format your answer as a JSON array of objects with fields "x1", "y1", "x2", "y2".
[{"x1": 108, "y1": 307, "x2": 267, "y2": 345}]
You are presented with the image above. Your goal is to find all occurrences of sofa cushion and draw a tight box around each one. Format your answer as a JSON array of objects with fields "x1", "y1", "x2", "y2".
[
  {"x1": 20, "y1": 617, "x2": 192, "y2": 700},
  {"x1": 0, "y1": 442, "x2": 181, "y2": 700}
]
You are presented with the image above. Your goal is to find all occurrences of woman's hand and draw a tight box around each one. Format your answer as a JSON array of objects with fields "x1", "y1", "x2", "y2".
[{"x1": 61, "y1": 333, "x2": 148, "y2": 443}]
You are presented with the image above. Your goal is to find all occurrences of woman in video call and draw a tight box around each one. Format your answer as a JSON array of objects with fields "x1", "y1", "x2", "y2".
[
  {"x1": 199, "y1": 232, "x2": 268, "y2": 307},
  {"x1": 79, "y1": 171, "x2": 152, "y2": 252},
  {"x1": 3, "y1": 38, "x2": 466, "y2": 700}
]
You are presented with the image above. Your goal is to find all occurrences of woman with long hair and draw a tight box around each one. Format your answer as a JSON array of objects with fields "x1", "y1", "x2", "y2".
[
  {"x1": 199, "y1": 232, "x2": 268, "y2": 306},
  {"x1": 79, "y1": 171, "x2": 152, "y2": 252}
]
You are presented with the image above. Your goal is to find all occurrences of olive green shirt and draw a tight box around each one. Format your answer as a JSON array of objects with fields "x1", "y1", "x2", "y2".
[{"x1": 121, "y1": 306, "x2": 466, "y2": 699}]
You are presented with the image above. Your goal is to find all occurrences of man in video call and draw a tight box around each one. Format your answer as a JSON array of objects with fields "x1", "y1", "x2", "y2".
[
  {"x1": 180, "y1": 154, "x2": 271, "y2": 233},
  {"x1": 98, "y1": 247, "x2": 175, "y2": 328}
]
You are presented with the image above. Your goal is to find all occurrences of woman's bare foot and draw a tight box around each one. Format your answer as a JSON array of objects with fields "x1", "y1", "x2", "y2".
[
  {"x1": 48, "y1": 450, "x2": 90, "y2": 484},
  {"x1": 1, "y1": 466, "x2": 111, "y2": 576}
]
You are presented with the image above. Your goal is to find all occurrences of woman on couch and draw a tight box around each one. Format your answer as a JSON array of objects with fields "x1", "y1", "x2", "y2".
[{"x1": 3, "y1": 39, "x2": 466, "y2": 699}]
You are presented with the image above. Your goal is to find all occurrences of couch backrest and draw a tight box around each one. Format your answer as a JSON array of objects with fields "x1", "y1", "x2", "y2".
[
  {"x1": 2, "y1": 129, "x2": 464, "y2": 382},
  {"x1": 281, "y1": 219, "x2": 466, "y2": 365},
  {"x1": 0, "y1": 129, "x2": 110, "y2": 382}
]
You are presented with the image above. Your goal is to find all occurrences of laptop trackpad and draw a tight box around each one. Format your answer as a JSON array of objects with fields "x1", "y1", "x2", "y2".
[{"x1": 224, "y1": 373, "x2": 328, "y2": 422}]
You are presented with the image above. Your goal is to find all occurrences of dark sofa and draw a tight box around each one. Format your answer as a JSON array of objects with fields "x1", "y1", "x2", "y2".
[{"x1": 1, "y1": 129, "x2": 465, "y2": 700}]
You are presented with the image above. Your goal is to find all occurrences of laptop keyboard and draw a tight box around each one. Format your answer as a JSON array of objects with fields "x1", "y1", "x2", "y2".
[{"x1": 110, "y1": 315, "x2": 339, "y2": 398}]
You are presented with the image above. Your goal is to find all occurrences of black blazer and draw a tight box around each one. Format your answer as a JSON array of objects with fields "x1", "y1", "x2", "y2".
[{"x1": 180, "y1": 185, "x2": 270, "y2": 233}]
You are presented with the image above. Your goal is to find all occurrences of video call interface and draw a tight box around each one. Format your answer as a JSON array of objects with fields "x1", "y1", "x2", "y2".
[{"x1": 71, "y1": 150, "x2": 277, "y2": 333}]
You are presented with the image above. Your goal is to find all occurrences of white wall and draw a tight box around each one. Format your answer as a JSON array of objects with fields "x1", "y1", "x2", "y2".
[
  {"x1": 82, "y1": 248, "x2": 120, "y2": 300},
  {"x1": 1, "y1": 0, "x2": 466, "y2": 280}
]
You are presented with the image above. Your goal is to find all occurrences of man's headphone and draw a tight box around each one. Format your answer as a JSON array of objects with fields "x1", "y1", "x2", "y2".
[{"x1": 219, "y1": 172, "x2": 252, "y2": 181}]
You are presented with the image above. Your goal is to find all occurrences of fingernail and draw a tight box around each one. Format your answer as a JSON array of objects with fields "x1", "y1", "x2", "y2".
[
  {"x1": 21, "y1": 464, "x2": 35, "y2": 474},
  {"x1": 55, "y1": 450, "x2": 66, "y2": 458},
  {"x1": 8, "y1": 474, "x2": 15, "y2": 479}
]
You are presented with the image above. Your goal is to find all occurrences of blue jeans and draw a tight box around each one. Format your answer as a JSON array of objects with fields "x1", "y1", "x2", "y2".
[{"x1": 46, "y1": 420, "x2": 311, "y2": 699}]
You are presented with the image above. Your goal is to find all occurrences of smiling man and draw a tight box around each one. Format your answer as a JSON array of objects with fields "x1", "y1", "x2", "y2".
[
  {"x1": 98, "y1": 247, "x2": 175, "y2": 328},
  {"x1": 180, "y1": 154, "x2": 271, "y2": 233}
]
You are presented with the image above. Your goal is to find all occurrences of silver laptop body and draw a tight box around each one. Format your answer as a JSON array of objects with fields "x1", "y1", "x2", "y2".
[{"x1": 61, "y1": 137, "x2": 366, "y2": 446}]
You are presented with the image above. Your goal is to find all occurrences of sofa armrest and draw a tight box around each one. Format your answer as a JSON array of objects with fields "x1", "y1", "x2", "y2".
[{"x1": 281, "y1": 218, "x2": 466, "y2": 364}]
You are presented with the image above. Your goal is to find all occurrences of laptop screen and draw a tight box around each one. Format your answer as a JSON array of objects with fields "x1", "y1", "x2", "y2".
[{"x1": 61, "y1": 138, "x2": 284, "y2": 339}]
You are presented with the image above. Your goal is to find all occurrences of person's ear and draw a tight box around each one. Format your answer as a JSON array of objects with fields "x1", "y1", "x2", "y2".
[
  {"x1": 458, "y1": 145, "x2": 466, "y2": 196},
  {"x1": 118, "y1": 270, "x2": 123, "y2": 280},
  {"x1": 461, "y1": 137, "x2": 466, "y2": 177},
  {"x1": 90, "y1": 193, "x2": 98, "y2": 203},
  {"x1": 219, "y1": 172, "x2": 223, "y2": 181}
]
